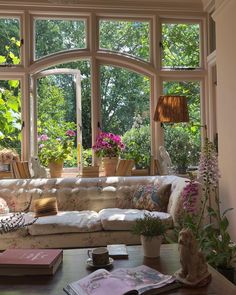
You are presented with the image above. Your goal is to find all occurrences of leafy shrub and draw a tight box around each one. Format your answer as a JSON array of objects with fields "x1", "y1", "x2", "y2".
[
  {"x1": 132, "y1": 213, "x2": 166, "y2": 237},
  {"x1": 121, "y1": 125, "x2": 150, "y2": 169},
  {"x1": 164, "y1": 126, "x2": 200, "y2": 172},
  {"x1": 82, "y1": 148, "x2": 92, "y2": 167}
]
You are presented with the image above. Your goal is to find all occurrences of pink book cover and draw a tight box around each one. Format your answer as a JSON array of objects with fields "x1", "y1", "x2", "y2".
[{"x1": 0, "y1": 249, "x2": 63, "y2": 268}]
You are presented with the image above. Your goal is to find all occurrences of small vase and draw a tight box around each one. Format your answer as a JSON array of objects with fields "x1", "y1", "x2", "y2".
[
  {"x1": 48, "y1": 160, "x2": 64, "y2": 178},
  {"x1": 141, "y1": 235, "x2": 162, "y2": 258},
  {"x1": 102, "y1": 157, "x2": 119, "y2": 176}
]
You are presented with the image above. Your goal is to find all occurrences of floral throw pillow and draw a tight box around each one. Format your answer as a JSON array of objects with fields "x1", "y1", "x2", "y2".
[
  {"x1": 0, "y1": 197, "x2": 10, "y2": 215},
  {"x1": 132, "y1": 183, "x2": 172, "y2": 212}
]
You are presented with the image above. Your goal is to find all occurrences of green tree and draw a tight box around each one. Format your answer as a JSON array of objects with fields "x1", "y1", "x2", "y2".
[
  {"x1": 0, "y1": 18, "x2": 20, "y2": 65},
  {"x1": 163, "y1": 81, "x2": 201, "y2": 170},
  {"x1": 162, "y1": 23, "x2": 200, "y2": 68},
  {"x1": 0, "y1": 18, "x2": 21, "y2": 152},
  {"x1": 0, "y1": 80, "x2": 21, "y2": 152},
  {"x1": 100, "y1": 65, "x2": 150, "y2": 135}
]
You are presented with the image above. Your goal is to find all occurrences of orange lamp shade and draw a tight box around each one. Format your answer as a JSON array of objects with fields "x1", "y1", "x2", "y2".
[{"x1": 154, "y1": 95, "x2": 189, "y2": 123}]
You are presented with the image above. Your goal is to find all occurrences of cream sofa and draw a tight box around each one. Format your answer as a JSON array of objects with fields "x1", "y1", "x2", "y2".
[{"x1": 0, "y1": 176, "x2": 200, "y2": 250}]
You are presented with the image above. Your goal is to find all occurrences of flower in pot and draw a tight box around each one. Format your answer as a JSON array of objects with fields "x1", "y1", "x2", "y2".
[
  {"x1": 92, "y1": 132, "x2": 125, "y2": 176},
  {"x1": 132, "y1": 213, "x2": 166, "y2": 258},
  {"x1": 192, "y1": 138, "x2": 236, "y2": 283},
  {"x1": 38, "y1": 128, "x2": 76, "y2": 178}
]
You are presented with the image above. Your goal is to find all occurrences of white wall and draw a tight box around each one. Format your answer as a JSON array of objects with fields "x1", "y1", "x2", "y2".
[{"x1": 214, "y1": 0, "x2": 236, "y2": 241}]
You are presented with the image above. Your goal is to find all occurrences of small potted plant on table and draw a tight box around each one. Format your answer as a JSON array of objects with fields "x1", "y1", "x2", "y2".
[{"x1": 132, "y1": 213, "x2": 166, "y2": 258}]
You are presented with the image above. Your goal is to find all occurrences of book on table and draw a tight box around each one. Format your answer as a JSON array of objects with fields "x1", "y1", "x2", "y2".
[
  {"x1": 107, "y1": 244, "x2": 129, "y2": 259},
  {"x1": 0, "y1": 248, "x2": 63, "y2": 276},
  {"x1": 63, "y1": 265, "x2": 182, "y2": 295}
]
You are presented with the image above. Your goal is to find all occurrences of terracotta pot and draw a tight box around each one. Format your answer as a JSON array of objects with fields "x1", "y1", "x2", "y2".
[
  {"x1": 141, "y1": 235, "x2": 162, "y2": 258},
  {"x1": 48, "y1": 161, "x2": 64, "y2": 178},
  {"x1": 102, "y1": 157, "x2": 119, "y2": 176}
]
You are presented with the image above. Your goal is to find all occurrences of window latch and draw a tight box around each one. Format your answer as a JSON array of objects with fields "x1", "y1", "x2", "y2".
[{"x1": 21, "y1": 121, "x2": 25, "y2": 131}]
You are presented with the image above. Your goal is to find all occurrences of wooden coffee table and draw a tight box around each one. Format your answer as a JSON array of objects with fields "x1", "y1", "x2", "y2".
[{"x1": 0, "y1": 244, "x2": 235, "y2": 295}]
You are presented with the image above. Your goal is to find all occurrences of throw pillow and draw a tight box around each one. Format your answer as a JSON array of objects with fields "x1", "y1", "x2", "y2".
[
  {"x1": 132, "y1": 183, "x2": 172, "y2": 212},
  {"x1": 0, "y1": 197, "x2": 9, "y2": 215},
  {"x1": 33, "y1": 197, "x2": 58, "y2": 218}
]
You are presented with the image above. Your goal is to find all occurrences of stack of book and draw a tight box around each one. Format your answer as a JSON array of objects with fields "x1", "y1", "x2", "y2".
[
  {"x1": 0, "y1": 248, "x2": 63, "y2": 276},
  {"x1": 107, "y1": 244, "x2": 129, "y2": 259},
  {"x1": 11, "y1": 161, "x2": 31, "y2": 178}
]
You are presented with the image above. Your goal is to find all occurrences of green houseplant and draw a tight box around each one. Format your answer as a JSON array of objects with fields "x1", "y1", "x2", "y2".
[
  {"x1": 132, "y1": 213, "x2": 166, "y2": 257},
  {"x1": 38, "y1": 127, "x2": 76, "y2": 177}
]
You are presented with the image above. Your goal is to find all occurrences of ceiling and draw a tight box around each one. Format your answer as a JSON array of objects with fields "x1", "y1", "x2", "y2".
[{"x1": 0, "y1": 0, "x2": 204, "y2": 11}]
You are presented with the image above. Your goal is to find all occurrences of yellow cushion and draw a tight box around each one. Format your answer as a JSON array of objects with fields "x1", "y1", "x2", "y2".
[{"x1": 33, "y1": 197, "x2": 58, "y2": 218}]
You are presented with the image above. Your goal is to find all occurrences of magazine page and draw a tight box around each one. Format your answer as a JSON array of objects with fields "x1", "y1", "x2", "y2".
[
  {"x1": 111, "y1": 265, "x2": 175, "y2": 293},
  {"x1": 64, "y1": 265, "x2": 175, "y2": 295},
  {"x1": 64, "y1": 268, "x2": 138, "y2": 295}
]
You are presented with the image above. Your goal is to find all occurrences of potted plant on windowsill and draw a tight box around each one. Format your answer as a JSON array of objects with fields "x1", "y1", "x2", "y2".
[
  {"x1": 92, "y1": 132, "x2": 125, "y2": 176},
  {"x1": 38, "y1": 128, "x2": 76, "y2": 178},
  {"x1": 132, "y1": 213, "x2": 166, "y2": 258}
]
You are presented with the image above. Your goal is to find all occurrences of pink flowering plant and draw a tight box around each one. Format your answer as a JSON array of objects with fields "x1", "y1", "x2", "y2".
[
  {"x1": 180, "y1": 175, "x2": 200, "y2": 232},
  {"x1": 92, "y1": 132, "x2": 125, "y2": 158},
  {"x1": 196, "y1": 138, "x2": 236, "y2": 269},
  {"x1": 181, "y1": 138, "x2": 236, "y2": 269},
  {"x1": 38, "y1": 123, "x2": 76, "y2": 166}
]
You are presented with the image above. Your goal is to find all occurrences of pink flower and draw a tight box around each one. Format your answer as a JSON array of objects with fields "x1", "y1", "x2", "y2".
[
  {"x1": 198, "y1": 139, "x2": 220, "y2": 187},
  {"x1": 182, "y1": 180, "x2": 199, "y2": 214},
  {"x1": 66, "y1": 130, "x2": 76, "y2": 137},
  {"x1": 92, "y1": 131, "x2": 125, "y2": 158},
  {"x1": 39, "y1": 134, "x2": 49, "y2": 141}
]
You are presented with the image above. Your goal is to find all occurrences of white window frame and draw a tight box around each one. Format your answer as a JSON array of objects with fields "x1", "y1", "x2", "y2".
[{"x1": 0, "y1": 6, "x2": 207, "y2": 171}]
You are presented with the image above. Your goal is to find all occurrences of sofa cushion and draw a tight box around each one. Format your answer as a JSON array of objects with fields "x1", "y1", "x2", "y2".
[
  {"x1": 132, "y1": 183, "x2": 171, "y2": 212},
  {"x1": 99, "y1": 208, "x2": 173, "y2": 231},
  {"x1": 33, "y1": 197, "x2": 58, "y2": 217},
  {"x1": 28, "y1": 211, "x2": 102, "y2": 236}
]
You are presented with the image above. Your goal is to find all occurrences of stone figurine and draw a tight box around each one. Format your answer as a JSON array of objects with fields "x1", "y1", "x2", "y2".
[
  {"x1": 158, "y1": 146, "x2": 173, "y2": 175},
  {"x1": 175, "y1": 228, "x2": 211, "y2": 286},
  {"x1": 30, "y1": 157, "x2": 48, "y2": 178}
]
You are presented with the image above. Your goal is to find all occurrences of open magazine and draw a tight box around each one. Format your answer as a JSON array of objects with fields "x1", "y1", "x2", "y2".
[{"x1": 63, "y1": 265, "x2": 182, "y2": 295}]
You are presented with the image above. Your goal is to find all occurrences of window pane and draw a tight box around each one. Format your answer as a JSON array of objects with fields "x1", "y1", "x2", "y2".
[
  {"x1": 209, "y1": 13, "x2": 216, "y2": 53},
  {"x1": 0, "y1": 18, "x2": 20, "y2": 65},
  {"x1": 35, "y1": 18, "x2": 86, "y2": 60},
  {"x1": 161, "y1": 23, "x2": 200, "y2": 69},
  {"x1": 37, "y1": 60, "x2": 91, "y2": 168},
  {"x1": 100, "y1": 65, "x2": 151, "y2": 168},
  {"x1": 99, "y1": 20, "x2": 150, "y2": 61},
  {"x1": 0, "y1": 80, "x2": 21, "y2": 155},
  {"x1": 163, "y1": 81, "x2": 201, "y2": 172}
]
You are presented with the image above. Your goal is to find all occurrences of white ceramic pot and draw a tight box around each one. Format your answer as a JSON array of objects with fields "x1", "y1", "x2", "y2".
[{"x1": 141, "y1": 235, "x2": 162, "y2": 257}]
